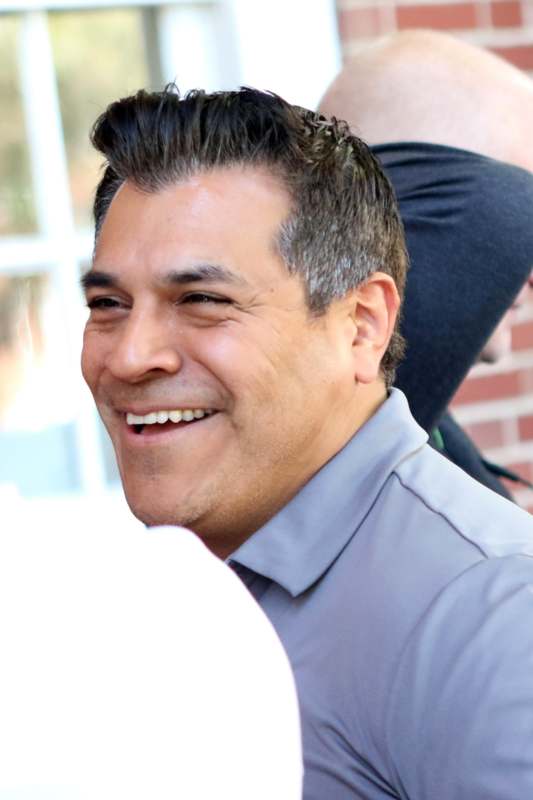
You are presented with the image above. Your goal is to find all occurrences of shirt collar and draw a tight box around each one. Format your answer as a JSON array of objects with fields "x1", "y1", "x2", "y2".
[{"x1": 229, "y1": 389, "x2": 427, "y2": 597}]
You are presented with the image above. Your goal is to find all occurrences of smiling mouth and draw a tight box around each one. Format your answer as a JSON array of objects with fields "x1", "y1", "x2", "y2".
[{"x1": 126, "y1": 408, "x2": 216, "y2": 435}]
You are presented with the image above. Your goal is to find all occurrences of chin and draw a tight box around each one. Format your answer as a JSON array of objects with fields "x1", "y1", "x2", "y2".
[
  {"x1": 122, "y1": 487, "x2": 181, "y2": 529},
  {"x1": 479, "y1": 344, "x2": 510, "y2": 364},
  {"x1": 479, "y1": 350, "x2": 499, "y2": 365},
  {"x1": 480, "y1": 326, "x2": 512, "y2": 364},
  {"x1": 127, "y1": 503, "x2": 170, "y2": 529},
  {"x1": 137, "y1": 506, "x2": 191, "y2": 530},
  {"x1": 122, "y1": 483, "x2": 207, "y2": 535}
]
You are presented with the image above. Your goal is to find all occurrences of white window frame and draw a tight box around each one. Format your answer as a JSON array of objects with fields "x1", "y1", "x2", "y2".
[{"x1": 0, "y1": 0, "x2": 340, "y2": 497}]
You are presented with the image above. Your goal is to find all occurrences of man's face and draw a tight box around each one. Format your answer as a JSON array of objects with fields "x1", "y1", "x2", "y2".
[{"x1": 81, "y1": 167, "x2": 362, "y2": 556}]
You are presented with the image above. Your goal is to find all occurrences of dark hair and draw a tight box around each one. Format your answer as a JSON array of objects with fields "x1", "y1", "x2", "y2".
[{"x1": 91, "y1": 85, "x2": 407, "y2": 386}]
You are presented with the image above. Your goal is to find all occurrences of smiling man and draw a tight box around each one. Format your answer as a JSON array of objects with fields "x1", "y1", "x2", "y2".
[
  {"x1": 82, "y1": 90, "x2": 403, "y2": 559},
  {"x1": 82, "y1": 87, "x2": 533, "y2": 799}
]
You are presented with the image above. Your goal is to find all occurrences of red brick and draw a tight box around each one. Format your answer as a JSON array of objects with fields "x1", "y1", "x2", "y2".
[
  {"x1": 396, "y1": 3, "x2": 477, "y2": 30},
  {"x1": 521, "y1": 367, "x2": 533, "y2": 394},
  {"x1": 511, "y1": 320, "x2": 533, "y2": 351},
  {"x1": 491, "y1": 1, "x2": 522, "y2": 27},
  {"x1": 338, "y1": 7, "x2": 383, "y2": 39},
  {"x1": 464, "y1": 419, "x2": 506, "y2": 449},
  {"x1": 453, "y1": 371, "x2": 522, "y2": 405},
  {"x1": 505, "y1": 462, "x2": 533, "y2": 483},
  {"x1": 491, "y1": 45, "x2": 533, "y2": 70},
  {"x1": 518, "y1": 414, "x2": 533, "y2": 440}
]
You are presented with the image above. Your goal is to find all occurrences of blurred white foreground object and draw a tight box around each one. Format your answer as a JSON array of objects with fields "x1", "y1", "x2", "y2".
[{"x1": 0, "y1": 520, "x2": 302, "y2": 799}]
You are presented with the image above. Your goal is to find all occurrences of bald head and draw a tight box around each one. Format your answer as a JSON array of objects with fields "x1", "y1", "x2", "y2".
[{"x1": 319, "y1": 30, "x2": 533, "y2": 171}]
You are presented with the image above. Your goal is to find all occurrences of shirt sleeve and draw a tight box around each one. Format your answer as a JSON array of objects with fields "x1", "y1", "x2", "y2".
[{"x1": 385, "y1": 554, "x2": 533, "y2": 799}]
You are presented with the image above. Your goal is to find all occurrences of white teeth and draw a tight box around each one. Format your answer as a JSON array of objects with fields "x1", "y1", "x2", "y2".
[{"x1": 126, "y1": 408, "x2": 213, "y2": 426}]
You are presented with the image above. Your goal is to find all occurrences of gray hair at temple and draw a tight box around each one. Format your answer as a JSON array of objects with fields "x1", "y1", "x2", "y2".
[{"x1": 90, "y1": 85, "x2": 408, "y2": 386}]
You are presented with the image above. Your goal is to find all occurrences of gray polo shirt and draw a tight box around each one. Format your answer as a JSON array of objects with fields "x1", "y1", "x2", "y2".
[{"x1": 230, "y1": 389, "x2": 533, "y2": 799}]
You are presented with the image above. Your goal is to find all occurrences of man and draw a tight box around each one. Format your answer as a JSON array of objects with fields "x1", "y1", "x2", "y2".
[
  {"x1": 320, "y1": 30, "x2": 533, "y2": 498},
  {"x1": 82, "y1": 87, "x2": 533, "y2": 798}
]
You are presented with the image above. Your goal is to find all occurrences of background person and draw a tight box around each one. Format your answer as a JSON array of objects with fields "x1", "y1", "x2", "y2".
[{"x1": 319, "y1": 29, "x2": 533, "y2": 499}]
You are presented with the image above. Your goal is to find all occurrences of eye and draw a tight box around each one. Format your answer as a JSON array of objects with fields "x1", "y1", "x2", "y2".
[
  {"x1": 181, "y1": 293, "x2": 230, "y2": 305},
  {"x1": 86, "y1": 297, "x2": 122, "y2": 310},
  {"x1": 85, "y1": 295, "x2": 130, "y2": 317}
]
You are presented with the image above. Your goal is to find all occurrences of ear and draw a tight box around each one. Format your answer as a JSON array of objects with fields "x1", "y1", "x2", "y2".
[{"x1": 349, "y1": 272, "x2": 400, "y2": 384}]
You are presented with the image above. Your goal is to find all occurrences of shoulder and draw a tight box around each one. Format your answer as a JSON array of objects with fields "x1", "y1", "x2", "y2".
[
  {"x1": 384, "y1": 552, "x2": 533, "y2": 797},
  {"x1": 391, "y1": 442, "x2": 533, "y2": 559},
  {"x1": 377, "y1": 447, "x2": 533, "y2": 794}
]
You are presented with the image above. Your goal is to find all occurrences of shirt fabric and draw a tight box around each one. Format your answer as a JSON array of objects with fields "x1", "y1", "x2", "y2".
[{"x1": 230, "y1": 389, "x2": 533, "y2": 800}]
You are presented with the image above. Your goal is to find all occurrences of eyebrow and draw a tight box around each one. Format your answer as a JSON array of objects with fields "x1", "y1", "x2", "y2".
[
  {"x1": 80, "y1": 264, "x2": 249, "y2": 293},
  {"x1": 162, "y1": 264, "x2": 249, "y2": 288},
  {"x1": 80, "y1": 270, "x2": 117, "y2": 292}
]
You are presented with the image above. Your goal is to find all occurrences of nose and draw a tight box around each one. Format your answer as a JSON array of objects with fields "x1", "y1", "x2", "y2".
[
  {"x1": 105, "y1": 308, "x2": 182, "y2": 383},
  {"x1": 528, "y1": 269, "x2": 533, "y2": 289}
]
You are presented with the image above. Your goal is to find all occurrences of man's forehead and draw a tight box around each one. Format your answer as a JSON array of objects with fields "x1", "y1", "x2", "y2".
[
  {"x1": 100, "y1": 167, "x2": 289, "y2": 229},
  {"x1": 105, "y1": 167, "x2": 291, "y2": 213},
  {"x1": 92, "y1": 169, "x2": 292, "y2": 284}
]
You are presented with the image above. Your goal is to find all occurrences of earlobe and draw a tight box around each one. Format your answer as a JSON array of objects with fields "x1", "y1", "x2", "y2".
[{"x1": 350, "y1": 272, "x2": 400, "y2": 384}]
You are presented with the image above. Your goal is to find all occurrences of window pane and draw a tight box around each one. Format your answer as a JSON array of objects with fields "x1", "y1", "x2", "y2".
[
  {"x1": 0, "y1": 272, "x2": 82, "y2": 496},
  {"x1": 49, "y1": 8, "x2": 150, "y2": 231},
  {"x1": 0, "y1": 15, "x2": 38, "y2": 235}
]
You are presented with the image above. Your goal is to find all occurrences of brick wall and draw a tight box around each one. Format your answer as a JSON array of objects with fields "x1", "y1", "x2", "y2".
[
  {"x1": 336, "y1": 0, "x2": 533, "y2": 511},
  {"x1": 338, "y1": 0, "x2": 533, "y2": 76}
]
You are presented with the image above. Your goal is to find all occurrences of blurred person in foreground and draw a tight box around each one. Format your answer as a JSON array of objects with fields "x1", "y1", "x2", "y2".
[
  {"x1": 320, "y1": 29, "x2": 533, "y2": 500},
  {"x1": 0, "y1": 515, "x2": 302, "y2": 799},
  {"x1": 80, "y1": 86, "x2": 533, "y2": 798}
]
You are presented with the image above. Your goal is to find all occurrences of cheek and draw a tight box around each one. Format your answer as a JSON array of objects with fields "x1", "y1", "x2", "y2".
[
  {"x1": 80, "y1": 343, "x2": 92, "y2": 386},
  {"x1": 193, "y1": 326, "x2": 287, "y2": 399},
  {"x1": 81, "y1": 331, "x2": 104, "y2": 390}
]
